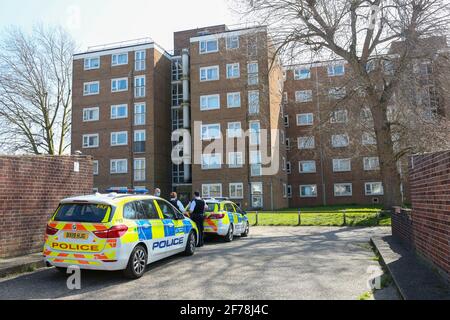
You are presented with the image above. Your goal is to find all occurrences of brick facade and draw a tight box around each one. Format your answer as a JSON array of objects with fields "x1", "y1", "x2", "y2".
[
  {"x1": 0, "y1": 156, "x2": 93, "y2": 258},
  {"x1": 392, "y1": 151, "x2": 450, "y2": 282}
]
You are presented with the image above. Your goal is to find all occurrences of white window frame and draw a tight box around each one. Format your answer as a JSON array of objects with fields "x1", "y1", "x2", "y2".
[
  {"x1": 284, "y1": 115, "x2": 290, "y2": 128},
  {"x1": 93, "y1": 160, "x2": 99, "y2": 176},
  {"x1": 364, "y1": 157, "x2": 380, "y2": 171},
  {"x1": 333, "y1": 159, "x2": 352, "y2": 172},
  {"x1": 334, "y1": 183, "x2": 353, "y2": 197},
  {"x1": 365, "y1": 182, "x2": 384, "y2": 196},
  {"x1": 134, "y1": 103, "x2": 146, "y2": 126},
  {"x1": 134, "y1": 75, "x2": 146, "y2": 98},
  {"x1": 84, "y1": 57, "x2": 100, "y2": 70},
  {"x1": 332, "y1": 134, "x2": 350, "y2": 148},
  {"x1": 201, "y1": 153, "x2": 222, "y2": 170},
  {"x1": 200, "y1": 66, "x2": 219, "y2": 82},
  {"x1": 111, "y1": 131, "x2": 128, "y2": 147},
  {"x1": 287, "y1": 185, "x2": 293, "y2": 198},
  {"x1": 83, "y1": 81, "x2": 100, "y2": 96},
  {"x1": 329, "y1": 87, "x2": 347, "y2": 99},
  {"x1": 298, "y1": 136, "x2": 315, "y2": 149},
  {"x1": 297, "y1": 113, "x2": 314, "y2": 126},
  {"x1": 248, "y1": 90, "x2": 260, "y2": 115},
  {"x1": 227, "y1": 92, "x2": 241, "y2": 108},
  {"x1": 134, "y1": 130, "x2": 146, "y2": 142},
  {"x1": 330, "y1": 110, "x2": 348, "y2": 124},
  {"x1": 134, "y1": 158, "x2": 146, "y2": 182},
  {"x1": 112, "y1": 53, "x2": 128, "y2": 66},
  {"x1": 111, "y1": 78, "x2": 128, "y2": 93},
  {"x1": 111, "y1": 104, "x2": 128, "y2": 120},
  {"x1": 226, "y1": 63, "x2": 240, "y2": 79},
  {"x1": 200, "y1": 94, "x2": 220, "y2": 111},
  {"x1": 83, "y1": 107, "x2": 99, "y2": 122},
  {"x1": 199, "y1": 39, "x2": 219, "y2": 54},
  {"x1": 328, "y1": 63, "x2": 345, "y2": 77},
  {"x1": 362, "y1": 132, "x2": 377, "y2": 145},
  {"x1": 250, "y1": 151, "x2": 262, "y2": 177},
  {"x1": 300, "y1": 185, "x2": 318, "y2": 198},
  {"x1": 202, "y1": 184, "x2": 223, "y2": 198},
  {"x1": 135, "y1": 50, "x2": 146, "y2": 71},
  {"x1": 201, "y1": 123, "x2": 221, "y2": 140},
  {"x1": 82, "y1": 134, "x2": 99, "y2": 149},
  {"x1": 249, "y1": 121, "x2": 261, "y2": 146},
  {"x1": 248, "y1": 62, "x2": 259, "y2": 85},
  {"x1": 251, "y1": 182, "x2": 264, "y2": 208},
  {"x1": 299, "y1": 161, "x2": 317, "y2": 174},
  {"x1": 294, "y1": 68, "x2": 311, "y2": 80},
  {"x1": 295, "y1": 90, "x2": 313, "y2": 103},
  {"x1": 227, "y1": 122, "x2": 242, "y2": 138},
  {"x1": 110, "y1": 159, "x2": 128, "y2": 174},
  {"x1": 228, "y1": 152, "x2": 244, "y2": 168},
  {"x1": 229, "y1": 183, "x2": 244, "y2": 199},
  {"x1": 226, "y1": 36, "x2": 240, "y2": 50}
]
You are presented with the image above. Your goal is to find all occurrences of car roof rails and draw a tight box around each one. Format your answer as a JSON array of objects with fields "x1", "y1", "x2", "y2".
[{"x1": 106, "y1": 188, "x2": 150, "y2": 195}]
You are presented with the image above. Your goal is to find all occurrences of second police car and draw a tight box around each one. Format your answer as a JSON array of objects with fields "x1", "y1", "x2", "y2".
[
  {"x1": 202, "y1": 199, "x2": 250, "y2": 242},
  {"x1": 43, "y1": 192, "x2": 198, "y2": 279}
]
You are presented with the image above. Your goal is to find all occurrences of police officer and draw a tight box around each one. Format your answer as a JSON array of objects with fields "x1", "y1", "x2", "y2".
[
  {"x1": 188, "y1": 191, "x2": 207, "y2": 247},
  {"x1": 170, "y1": 192, "x2": 186, "y2": 213}
]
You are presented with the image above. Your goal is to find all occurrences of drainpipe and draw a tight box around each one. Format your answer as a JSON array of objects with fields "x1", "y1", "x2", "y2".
[{"x1": 181, "y1": 49, "x2": 191, "y2": 182}]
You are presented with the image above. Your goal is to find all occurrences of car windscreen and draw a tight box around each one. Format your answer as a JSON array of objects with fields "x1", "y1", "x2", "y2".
[
  {"x1": 53, "y1": 203, "x2": 111, "y2": 223},
  {"x1": 205, "y1": 203, "x2": 218, "y2": 213}
]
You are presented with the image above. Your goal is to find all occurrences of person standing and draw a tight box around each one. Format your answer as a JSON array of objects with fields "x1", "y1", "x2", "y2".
[
  {"x1": 170, "y1": 192, "x2": 186, "y2": 213},
  {"x1": 154, "y1": 188, "x2": 161, "y2": 197},
  {"x1": 188, "y1": 191, "x2": 207, "y2": 247}
]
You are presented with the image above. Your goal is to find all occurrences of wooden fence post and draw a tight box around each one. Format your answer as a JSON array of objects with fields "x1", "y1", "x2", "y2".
[
  {"x1": 343, "y1": 210, "x2": 347, "y2": 226},
  {"x1": 298, "y1": 209, "x2": 302, "y2": 226},
  {"x1": 255, "y1": 211, "x2": 259, "y2": 226}
]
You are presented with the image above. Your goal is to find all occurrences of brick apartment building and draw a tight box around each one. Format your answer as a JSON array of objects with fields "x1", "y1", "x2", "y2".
[{"x1": 71, "y1": 25, "x2": 448, "y2": 210}]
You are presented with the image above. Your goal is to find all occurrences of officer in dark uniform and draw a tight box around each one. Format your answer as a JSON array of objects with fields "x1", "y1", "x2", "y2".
[{"x1": 188, "y1": 191, "x2": 207, "y2": 247}]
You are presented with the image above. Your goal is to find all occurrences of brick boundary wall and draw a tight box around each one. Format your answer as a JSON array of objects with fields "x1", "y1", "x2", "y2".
[
  {"x1": 391, "y1": 208, "x2": 414, "y2": 249},
  {"x1": 0, "y1": 155, "x2": 93, "y2": 258},
  {"x1": 393, "y1": 151, "x2": 450, "y2": 283}
]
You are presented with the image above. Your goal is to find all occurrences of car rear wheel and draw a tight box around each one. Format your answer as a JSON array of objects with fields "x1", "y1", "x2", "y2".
[
  {"x1": 124, "y1": 244, "x2": 147, "y2": 279},
  {"x1": 224, "y1": 225, "x2": 234, "y2": 242},
  {"x1": 241, "y1": 222, "x2": 250, "y2": 238},
  {"x1": 184, "y1": 231, "x2": 196, "y2": 256},
  {"x1": 55, "y1": 267, "x2": 67, "y2": 274}
]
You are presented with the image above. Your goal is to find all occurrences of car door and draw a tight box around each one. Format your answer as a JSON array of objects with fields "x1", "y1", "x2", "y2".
[
  {"x1": 136, "y1": 200, "x2": 165, "y2": 259},
  {"x1": 155, "y1": 200, "x2": 185, "y2": 253},
  {"x1": 233, "y1": 204, "x2": 246, "y2": 234},
  {"x1": 224, "y1": 203, "x2": 237, "y2": 228}
]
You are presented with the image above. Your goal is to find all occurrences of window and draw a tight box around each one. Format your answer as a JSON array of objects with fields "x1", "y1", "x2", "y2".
[
  {"x1": 111, "y1": 104, "x2": 128, "y2": 119},
  {"x1": 295, "y1": 90, "x2": 313, "y2": 103},
  {"x1": 200, "y1": 66, "x2": 219, "y2": 81},
  {"x1": 111, "y1": 78, "x2": 128, "y2": 92},
  {"x1": 226, "y1": 36, "x2": 239, "y2": 49},
  {"x1": 300, "y1": 161, "x2": 316, "y2": 173},
  {"x1": 93, "y1": 160, "x2": 99, "y2": 176},
  {"x1": 334, "y1": 183, "x2": 352, "y2": 197},
  {"x1": 284, "y1": 115, "x2": 290, "y2": 127},
  {"x1": 362, "y1": 132, "x2": 377, "y2": 145},
  {"x1": 365, "y1": 182, "x2": 384, "y2": 196},
  {"x1": 328, "y1": 63, "x2": 345, "y2": 76},
  {"x1": 333, "y1": 159, "x2": 351, "y2": 172},
  {"x1": 364, "y1": 157, "x2": 380, "y2": 171},
  {"x1": 227, "y1": 122, "x2": 242, "y2": 138},
  {"x1": 84, "y1": 57, "x2": 100, "y2": 70},
  {"x1": 134, "y1": 158, "x2": 146, "y2": 182},
  {"x1": 360, "y1": 108, "x2": 373, "y2": 121},
  {"x1": 228, "y1": 152, "x2": 243, "y2": 168},
  {"x1": 140, "y1": 200, "x2": 160, "y2": 220},
  {"x1": 283, "y1": 184, "x2": 288, "y2": 198},
  {"x1": 251, "y1": 182, "x2": 263, "y2": 208},
  {"x1": 134, "y1": 103, "x2": 146, "y2": 125},
  {"x1": 83, "y1": 81, "x2": 99, "y2": 96},
  {"x1": 249, "y1": 121, "x2": 261, "y2": 146},
  {"x1": 229, "y1": 183, "x2": 244, "y2": 199},
  {"x1": 201, "y1": 124, "x2": 221, "y2": 140},
  {"x1": 282, "y1": 157, "x2": 287, "y2": 171},
  {"x1": 297, "y1": 113, "x2": 314, "y2": 126},
  {"x1": 202, "y1": 184, "x2": 222, "y2": 199},
  {"x1": 83, "y1": 107, "x2": 99, "y2": 122},
  {"x1": 134, "y1": 130, "x2": 146, "y2": 153},
  {"x1": 172, "y1": 83, "x2": 183, "y2": 107},
  {"x1": 200, "y1": 94, "x2": 220, "y2": 111},
  {"x1": 250, "y1": 151, "x2": 262, "y2": 177},
  {"x1": 248, "y1": 62, "x2": 259, "y2": 85},
  {"x1": 202, "y1": 154, "x2": 222, "y2": 170},
  {"x1": 332, "y1": 134, "x2": 349, "y2": 148},
  {"x1": 227, "y1": 92, "x2": 241, "y2": 108},
  {"x1": 287, "y1": 185, "x2": 292, "y2": 198},
  {"x1": 329, "y1": 87, "x2": 346, "y2": 99},
  {"x1": 330, "y1": 110, "x2": 348, "y2": 123},
  {"x1": 200, "y1": 39, "x2": 218, "y2": 54},
  {"x1": 226, "y1": 63, "x2": 240, "y2": 79},
  {"x1": 283, "y1": 92, "x2": 288, "y2": 104},
  {"x1": 82, "y1": 134, "x2": 99, "y2": 148},
  {"x1": 286, "y1": 161, "x2": 292, "y2": 174},
  {"x1": 135, "y1": 76, "x2": 146, "y2": 98},
  {"x1": 112, "y1": 53, "x2": 128, "y2": 66},
  {"x1": 111, "y1": 131, "x2": 128, "y2": 146},
  {"x1": 298, "y1": 136, "x2": 315, "y2": 149},
  {"x1": 248, "y1": 91, "x2": 260, "y2": 115},
  {"x1": 286, "y1": 138, "x2": 291, "y2": 150},
  {"x1": 110, "y1": 159, "x2": 128, "y2": 174},
  {"x1": 294, "y1": 68, "x2": 311, "y2": 80},
  {"x1": 135, "y1": 50, "x2": 146, "y2": 71},
  {"x1": 300, "y1": 185, "x2": 317, "y2": 198}
]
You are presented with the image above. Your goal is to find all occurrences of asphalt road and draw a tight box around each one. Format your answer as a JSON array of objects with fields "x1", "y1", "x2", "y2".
[{"x1": 0, "y1": 227, "x2": 397, "y2": 300}]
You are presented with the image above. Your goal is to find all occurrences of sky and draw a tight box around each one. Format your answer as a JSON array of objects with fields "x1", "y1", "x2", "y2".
[{"x1": 0, "y1": 0, "x2": 242, "y2": 52}]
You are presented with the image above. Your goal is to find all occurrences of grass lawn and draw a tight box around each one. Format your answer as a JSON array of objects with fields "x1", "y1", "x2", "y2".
[{"x1": 246, "y1": 205, "x2": 391, "y2": 227}]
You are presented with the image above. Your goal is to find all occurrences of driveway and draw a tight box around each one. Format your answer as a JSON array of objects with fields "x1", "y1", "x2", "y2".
[{"x1": 0, "y1": 227, "x2": 395, "y2": 300}]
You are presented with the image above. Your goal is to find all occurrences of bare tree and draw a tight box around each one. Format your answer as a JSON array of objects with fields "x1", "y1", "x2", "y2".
[
  {"x1": 233, "y1": 0, "x2": 450, "y2": 208},
  {"x1": 0, "y1": 25, "x2": 75, "y2": 155}
]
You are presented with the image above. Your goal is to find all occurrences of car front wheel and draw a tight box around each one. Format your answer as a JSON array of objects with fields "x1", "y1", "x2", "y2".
[
  {"x1": 124, "y1": 244, "x2": 148, "y2": 279},
  {"x1": 184, "y1": 231, "x2": 196, "y2": 256}
]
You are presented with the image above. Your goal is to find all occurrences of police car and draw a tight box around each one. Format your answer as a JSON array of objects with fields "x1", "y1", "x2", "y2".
[
  {"x1": 203, "y1": 199, "x2": 250, "y2": 242},
  {"x1": 43, "y1": 192, "x2": 199, "y2": 279}
]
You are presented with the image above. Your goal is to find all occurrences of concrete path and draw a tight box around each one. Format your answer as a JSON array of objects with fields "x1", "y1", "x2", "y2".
[{"x1": 0, "y1": 227, "x2": 393, "y2": 300}]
